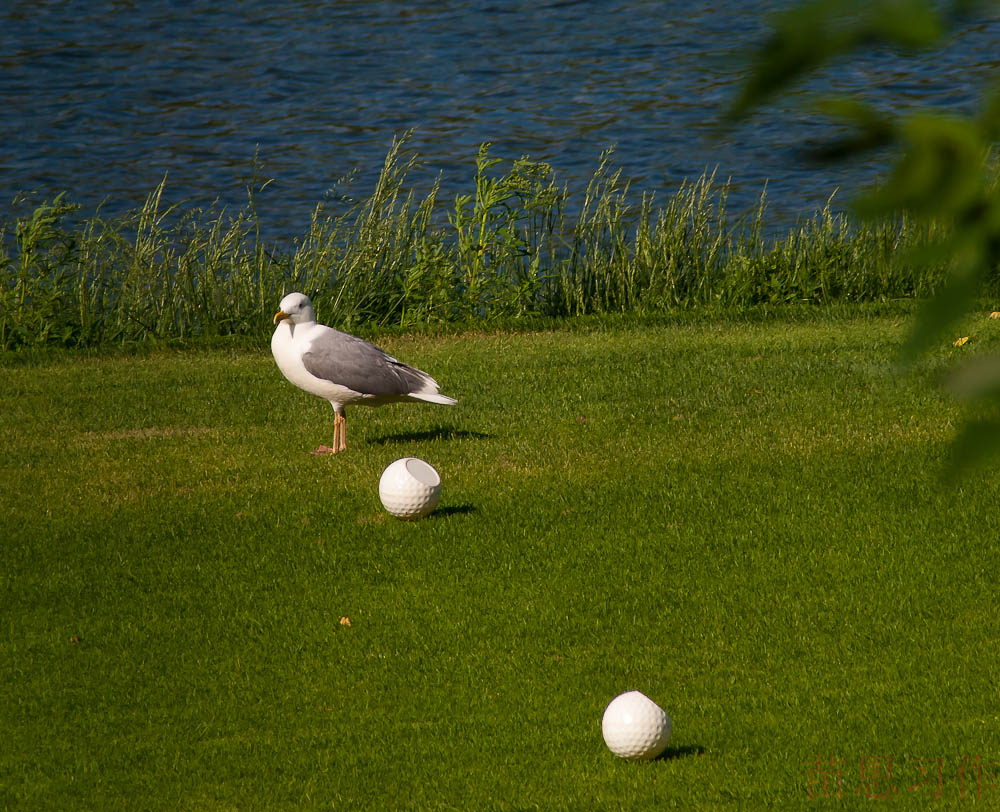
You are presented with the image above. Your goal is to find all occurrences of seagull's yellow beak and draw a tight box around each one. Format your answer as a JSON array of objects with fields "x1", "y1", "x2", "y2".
[{"x1": 273, "y1": 310, "x2": 290, "y2": 325}]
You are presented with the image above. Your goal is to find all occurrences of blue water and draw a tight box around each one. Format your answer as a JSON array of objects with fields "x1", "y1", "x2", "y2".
[{"x1": 3, "y1": 1, "x2": 999, "y2": 239}]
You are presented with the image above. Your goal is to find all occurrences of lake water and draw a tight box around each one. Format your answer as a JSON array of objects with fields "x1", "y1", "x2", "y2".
[{"x1": 3, "y1": 0, "x2": 999, "y2": 240}]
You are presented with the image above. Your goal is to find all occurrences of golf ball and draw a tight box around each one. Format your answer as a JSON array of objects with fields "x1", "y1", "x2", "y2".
[
  {"x1": 601, "y1": 690, "x2": 672, "y2": 761},
  {"x1": 378, "y1": 457, "x2": 442, "y2": 520}
]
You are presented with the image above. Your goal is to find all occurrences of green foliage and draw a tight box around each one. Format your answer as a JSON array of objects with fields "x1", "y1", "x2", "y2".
[
  {"x1": 287, "y1": 134, "x2": 455, "y2": 330},
  {"x1": 451, "y1": 142, "x2": 564, "y2": 320},
  {"x1": 729, "y1": 0, "x2": 1000, "y2": 470},
  {"x1": 558, "y1": 149, "x2": 640, "y2": 313},
  {"x1": 2, "y1": 134, "x2": 989, "y2": 351},
  {"x1": 3, "y1": 193, "x2": 81, "y2": 347},
  {"x1": 2, "y1": 176, "x2": 286, "y2": 349}
]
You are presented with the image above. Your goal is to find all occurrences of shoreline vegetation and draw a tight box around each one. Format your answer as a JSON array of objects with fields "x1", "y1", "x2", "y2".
[{"x1": 0, "y1": 135, "x2": 966, "y2": 351}]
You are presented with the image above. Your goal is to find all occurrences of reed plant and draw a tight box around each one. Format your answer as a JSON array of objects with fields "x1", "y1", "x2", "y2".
[{"x1": 0, "y1": 134, "x2": 963, "y2": 350}]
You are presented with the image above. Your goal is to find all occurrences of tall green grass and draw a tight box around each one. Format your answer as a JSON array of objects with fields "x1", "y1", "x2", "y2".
[{"x1": 0, "y1": 134, "x2": 956, "y2": 350}]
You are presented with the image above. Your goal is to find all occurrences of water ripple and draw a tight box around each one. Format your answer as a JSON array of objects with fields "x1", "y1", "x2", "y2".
[{"x1": 2, "y1": 0, "x2": 999, "y2": 238}]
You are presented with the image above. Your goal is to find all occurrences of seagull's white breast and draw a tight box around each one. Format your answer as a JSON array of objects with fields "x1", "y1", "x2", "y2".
[{"x1": 271, "y1": 321, "x2": 361, "y2": 406}]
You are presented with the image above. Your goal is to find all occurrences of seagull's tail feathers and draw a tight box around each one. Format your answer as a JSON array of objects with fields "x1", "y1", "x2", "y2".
[
  {"x1": 391, "y1": 362, "x2": 458, "y2": 405},
  {"x1": 410, "y1": 391, "x2": 458, "y2": 406}
]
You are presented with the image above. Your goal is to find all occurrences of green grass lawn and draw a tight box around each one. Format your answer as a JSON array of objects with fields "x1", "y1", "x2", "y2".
[{"x1": 3, "y1": 312, "x2": 1000, "y2": 810}]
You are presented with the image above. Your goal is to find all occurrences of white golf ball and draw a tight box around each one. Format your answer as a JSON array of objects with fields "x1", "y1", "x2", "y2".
[
  {"x1": 601, "y1": 690, "x2": 672, "y2": 761},
  {"x1": 378, "y1": 457, "x2": 442, "y2": 520}
]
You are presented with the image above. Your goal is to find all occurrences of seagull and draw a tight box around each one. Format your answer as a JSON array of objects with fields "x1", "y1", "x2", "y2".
[{"x1": 271, "y1": 292, "x2": 457, "y2": 454}]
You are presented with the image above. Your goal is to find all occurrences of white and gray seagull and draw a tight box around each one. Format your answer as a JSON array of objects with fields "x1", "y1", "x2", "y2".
[{"x1": 271, "y1": 292, "x2": 457, "y2": 454}]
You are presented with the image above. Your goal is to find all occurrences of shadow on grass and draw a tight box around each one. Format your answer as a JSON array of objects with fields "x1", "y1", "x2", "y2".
[
  {"x1": 370, "y1": 426, "x2": 492, "y2": 445},
  {"x1": 433, "y1": 504, "x2": 476, "y2": 518},
  {"x1": 655, "y1": 744, "x2": 707, "y2": 761}
]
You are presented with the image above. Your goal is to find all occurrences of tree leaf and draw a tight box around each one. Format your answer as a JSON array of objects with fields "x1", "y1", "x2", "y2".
[
  {"x1": 853, "y1": 114, "x2": 988, "y2": 219},
  {"x1": 725, "y1": 0, "x2": 944, "y2": 122},
  {"x1": 948, "y1": 354, "x2": 1000, "y2": 400},
  {"x1": 805, "y1": 98, "x2": 898, "y2": 162},
  {"x1": 945, "y1": 416, "x2": 1000, "y2": 479},
  {"x1": 725, "y1": 0, "x2": 864, "y2": 121},
  {"x1": 865, "y1": 0, "x2": 944, "y2": 47},
  {"x1": 899, "y1": 239, "x2": 988, "y2": 364}
]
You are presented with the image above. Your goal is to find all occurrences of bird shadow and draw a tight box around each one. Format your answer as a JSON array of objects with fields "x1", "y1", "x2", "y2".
[
  {"x1": 369, "y1": 426, "x2": 491, "y2": 446},
  {"x1": 654, "y1": 744, "x2": 707, "y2": 761}
]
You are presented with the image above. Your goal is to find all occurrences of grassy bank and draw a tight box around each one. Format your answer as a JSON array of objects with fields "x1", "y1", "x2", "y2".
[
  {"x1": 4, "y1": 314, "x2": 1000, "y2": 809},
  {"x1": 0, "y1": 137, "x2": 958, "y2": 351}
]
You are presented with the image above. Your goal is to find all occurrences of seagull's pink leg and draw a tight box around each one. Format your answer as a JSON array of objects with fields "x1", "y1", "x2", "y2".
[
  {"x1": 310, "y1": 408, "x2": 348, "y2": 455},
  {"x1": 335, "y1": 414, "x2": 347, "y2": 453},
  {"x1": 310, "y1": 410, "x2": 344, "y2": 456}
]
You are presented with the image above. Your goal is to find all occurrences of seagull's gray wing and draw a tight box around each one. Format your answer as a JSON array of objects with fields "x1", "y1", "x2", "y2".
[{"x1": 301, "y1": 328, "x2": 436, "y2": 396}]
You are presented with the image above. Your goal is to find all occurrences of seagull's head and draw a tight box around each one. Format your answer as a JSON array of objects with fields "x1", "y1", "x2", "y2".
[{"x1": 274, "y1": 292, "x2": 316, "y2": 326}]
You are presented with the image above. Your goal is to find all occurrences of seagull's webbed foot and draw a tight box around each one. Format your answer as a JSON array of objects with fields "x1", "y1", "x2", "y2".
[{"x1": 310, "y1": 412, "x2": 347, "y2": 455}]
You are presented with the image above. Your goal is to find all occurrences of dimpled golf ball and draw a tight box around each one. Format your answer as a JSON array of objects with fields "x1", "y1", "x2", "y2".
[
  {"x1": 378, "y1": 457, "x2": 441, "y2": 520},
  {"x1": 601, "y1": 690, "x2": 672, "y2": 761}
]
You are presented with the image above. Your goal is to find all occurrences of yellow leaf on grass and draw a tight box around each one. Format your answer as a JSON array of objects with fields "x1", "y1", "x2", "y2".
[{"x1": 954, "y1": 336, "x2": 971, "y2": 347}]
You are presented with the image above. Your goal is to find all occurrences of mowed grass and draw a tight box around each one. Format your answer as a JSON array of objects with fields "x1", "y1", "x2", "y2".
[{"x1": 3, "y1": 312, "x2": 1000, "y2": 810}]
